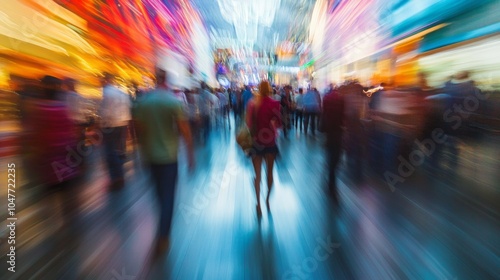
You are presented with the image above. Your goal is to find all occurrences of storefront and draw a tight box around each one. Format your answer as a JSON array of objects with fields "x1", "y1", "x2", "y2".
[{"x1": 418, "y1": 0, "x2": 500, "y2": 89}]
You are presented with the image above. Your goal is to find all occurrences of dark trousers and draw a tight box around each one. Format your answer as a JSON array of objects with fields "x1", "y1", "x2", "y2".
[
  {"x1": 304, "y1": 111, "x2": 318, "y2": 134},
  {"x1": 295, "y1": 110, "x2": 303, "y2": 130},
  {"x1": 103, "y1": 126, "x2": 127, "y2": 182},
  {"x1": 282, "y1": 108, "x2": 289, "y2": 137},
  {"x1": 201, "y1": 115, "x2": 211, "y2": 142},
  {"x1": 327, "y1": 134, "x2": 343, "y2": 190},
  {"x1": 150, "y1": 162, "x2": 178, "y2": 238}
]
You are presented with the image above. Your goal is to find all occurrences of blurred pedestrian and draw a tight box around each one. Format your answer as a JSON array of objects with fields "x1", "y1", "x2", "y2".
[
  {"x1": 295, "y1": 88, "x2": 304, "y2": 130},
  {"x1": 303, "y1": 87, "x2": 321, "y2": 135},
  {"x1": 98, "y1": 73, "x2": 131, "y2": 191},
  {"x1": 30, "y1": 76, "x2": 80, "y2": 226},
  {"x1": 63, "y1": 78, "x2": 87, "y2": 139},
  {"x1": 246, "y1": 80, "x2": 281, "y2": 217},
  {"x1": 133, "y1": 67, "x2": 194, "y2": 255},
  {"x1": 242, "y1": 85, "x2": 253, "y2": 112},
  {"x1": 321, "y1": 88, "x2": 345, "y2": 202}
]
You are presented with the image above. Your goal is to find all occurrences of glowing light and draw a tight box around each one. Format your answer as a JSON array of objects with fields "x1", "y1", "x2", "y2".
[{"x1": 216, "y1": 0, "x2": 281, "y2": 47}]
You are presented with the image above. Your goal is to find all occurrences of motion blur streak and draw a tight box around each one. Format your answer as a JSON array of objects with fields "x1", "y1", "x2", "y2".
[{"x1": 0, "y1": 0, "x2": 499, "y2": 279}]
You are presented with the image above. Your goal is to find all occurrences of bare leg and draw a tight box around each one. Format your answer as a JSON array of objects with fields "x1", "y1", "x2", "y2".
[
  {"x1": 251, "y1": 155, "x2": 263, "y2": 216},
  {"x1": 264, "y1": 153, "x2": 276, "y2": 209}
]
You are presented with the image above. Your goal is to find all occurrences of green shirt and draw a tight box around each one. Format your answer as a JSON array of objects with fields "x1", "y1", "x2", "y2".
[{"x1": 133, "y1": 89, "x2": 186, "y2": 164}]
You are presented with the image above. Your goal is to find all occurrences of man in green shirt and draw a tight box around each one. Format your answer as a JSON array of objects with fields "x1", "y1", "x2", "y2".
[{"x1": 133, "y1": 67, "x2": 194, "y2": 256}]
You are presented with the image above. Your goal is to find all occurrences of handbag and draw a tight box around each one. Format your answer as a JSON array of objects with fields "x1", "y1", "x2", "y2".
[{"x1": 236, "y1": 102, "x2": 257, "y2": 151}]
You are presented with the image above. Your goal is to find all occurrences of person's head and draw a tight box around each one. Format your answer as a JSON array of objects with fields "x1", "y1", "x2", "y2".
[
  {"x1": 8, "y1": 75, "x2": 24, "y2": 92},
  {"x1": 102, "y1": 72, "x2": 114, "y2": 86},
  {"x1": 63, "y1": 78, "x2": 76, "y2": 92},
  {"x1": 155, "y1": 67, "x2": 167, "y2": 87},
  {"x1": 455, "y1": 71, "x2": 470, "y2": 80},
  {"x1": 298, "y1": 88, "x2": 303, "y2": 94},
  {"x1": 258, "y1": 80, "x2": 272, "y2": 97},
  {"x1": 41, "y1": 75, "x2": 62, "y2": 100}
]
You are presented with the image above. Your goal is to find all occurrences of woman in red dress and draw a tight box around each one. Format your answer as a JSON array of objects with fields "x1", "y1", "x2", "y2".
[{"x1": 246, "y1": 81, "x2": 281, "y2": 217}]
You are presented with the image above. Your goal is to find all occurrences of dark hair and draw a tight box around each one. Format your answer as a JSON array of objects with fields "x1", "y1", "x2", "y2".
[
  {"x1": 63, "y1": 78, "x2": 76, "y2": 90},
  {"x1": 41, "y1": 75, "x2": 62, "y2": 100},
  {"x1": 155, "y1": 68, "x2": 167, "y2": 85},
  {"x1": 42, "y1": 75, "x2": 61, "y2": 86}
]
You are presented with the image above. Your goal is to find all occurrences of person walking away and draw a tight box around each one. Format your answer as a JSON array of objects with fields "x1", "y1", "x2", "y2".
[
  {"x1": 342, "y1": 81, "x2": 365, "y2": 180},
  {"x1": 30, "y1": 76, "x2": 80, "y2": 229},
  {"x1": 62, "y1": 78, "x2": 88, "y2": 143},
  {"x1": 62, "y1": 78, "x2": 89, "y2": 170},
  {"x1": 314, "y1": 88, "x2": 322, "y2": 130},
  {"x1": 98, "y1": 73, "x2": 131, "y2": 191},
  {"x1": 295, "y1": 88, "x2": 304, "y2": 130},
  {"x1": 320, "y1": 88, "x2": 345, "y2": 203},
  {"x1": 246, "y1": 81, "x2": 281, "y2": 217},
  {"x1": 242, "y1": 85, "x2": 253, "y2": 112},
  {"x1": 302, "y1": 88, "x2": 321, "y2": 135},
  {"x1": 133, "y1": 67, "x2": 194, "y2": 255},
  {"x1": 231, "y1": 88, "x2": 241, "y2": 125}
]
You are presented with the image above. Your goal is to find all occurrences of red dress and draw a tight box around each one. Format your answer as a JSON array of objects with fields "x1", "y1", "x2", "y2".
[{"x1": 246, "y1": 96, "x2": 281, "y2": 151}]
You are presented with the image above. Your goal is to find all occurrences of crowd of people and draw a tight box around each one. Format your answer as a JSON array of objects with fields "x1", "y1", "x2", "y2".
[{"x1": 10, "y1": 67, "x2": 489, "y2": 256}]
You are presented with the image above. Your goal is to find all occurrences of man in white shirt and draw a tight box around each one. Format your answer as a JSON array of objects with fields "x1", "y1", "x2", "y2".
[
  {"x1": 98, "y1": 73, "x2": 131, "y2": 191},
  {"x1": 63, "y1": 78, "x2": 88, "y2": 126}
]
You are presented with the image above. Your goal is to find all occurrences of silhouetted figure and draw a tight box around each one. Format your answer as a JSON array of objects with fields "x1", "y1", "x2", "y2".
[
  {"x1": 294, "y1": 88, "x2": 304, "y2": 130},
  {"x1": 321, "y1": 88, "x2": 345, "y2": 202},
  {"x1": 303, "y1": 88, "x2": 321, "y2": 135},
  {"x1": 133, "y1": 67, "x2": 194, "y2": 256},
  {"x1": 342, "y1": 81, "x2": 365, "y2": 180},
  {"x1": 30, "y1": 76, "x2": 80, "y2": 227},
  {"x1": 246, "y1": 81, "x2": 281, "y2": 217},
  {"x1": 98, "y1": 73, "x2": 131, "y2": 191}
]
